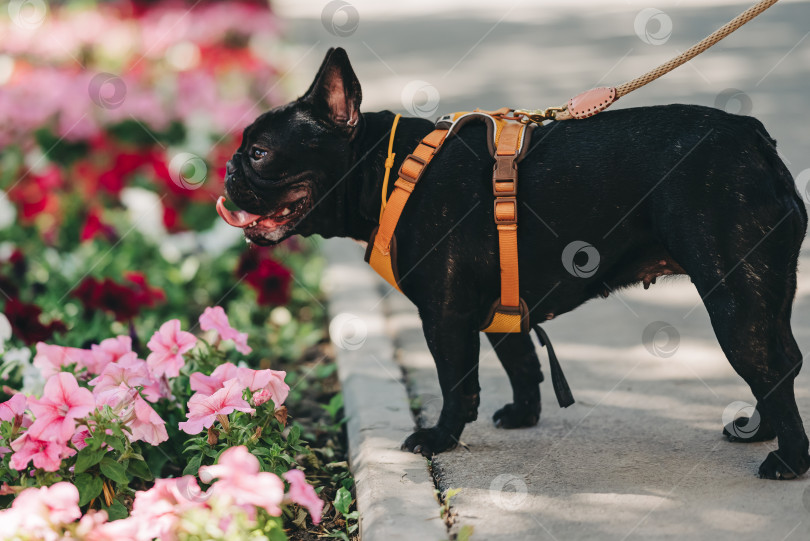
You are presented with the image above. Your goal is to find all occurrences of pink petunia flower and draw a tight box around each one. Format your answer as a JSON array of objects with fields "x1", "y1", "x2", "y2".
[
  {"x1": 129, "y1": 395, "x2": 168, "y2": 446},
  {"x1": 146, "y1": 319, "x2": 196, "y2": 378},
  {"x1": 189, "y1": 362, "x2": 239, "y2": 397},
  {"x1": 283, "y1": 469, "x2": 324, "y2": 524},
  {"x1": 89, "y1": 352, "x2": 162, "y2": 402},
  {"x1": 0, "y1": 482, "x2": 82, "y2": 536},
  {"x1": 33, "y1": 343, "x2": 94, "y2": 378},
  {"x1": 0, "y1": 393, "x2": 28, "y2": 422},
  {"x1": 87, "y1": 335, "x2": 133, "y2": 375},
  {"x1": 121, "y1": 477, "x2": 206, "y2": 541},
  {"x1": 199, "y1": 306, "x2": 252, "y2": 354},
  {"x1": 237, "y1": 367, "x2": 289, "y2": 407},
  {"x1": 9, "y1": 433, "x2": 76, "y2": 472},
  {"x1": 178, "y1": 378, "x2": 254, "y2": 434},
  {"x1": 27, "y1": 372, "x2": 95, "y2": 442},
  {"x1": 199, "y1": 446, "x2": 284, "y2": 516},
  {"x1": 71, "y1": 428, "x2": 91, "y2": 451}
]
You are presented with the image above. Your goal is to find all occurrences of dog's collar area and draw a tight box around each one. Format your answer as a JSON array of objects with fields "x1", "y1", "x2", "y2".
[{"x1": 366, "y1": 109, "x2": 574, "y2": 408}]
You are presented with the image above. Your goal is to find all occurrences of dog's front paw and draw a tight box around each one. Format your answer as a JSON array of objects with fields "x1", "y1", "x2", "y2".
[
  {"x1": 493, "y1": 402, "x2": 540, "y2": 429},
  {"x1": 723, "y1": 416, "x2": 776, "y2": 442},
  {"x1": 758, "y1": 449, "x2": 810, "y2": 480},
  {"x1": 401, "y1": 427, "x2": 458, "y2": 457}
]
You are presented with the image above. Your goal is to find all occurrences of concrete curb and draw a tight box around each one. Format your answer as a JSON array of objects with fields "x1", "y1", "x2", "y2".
[{"x1": 321, "y1": 238, "x2": 447, "y2": 541}]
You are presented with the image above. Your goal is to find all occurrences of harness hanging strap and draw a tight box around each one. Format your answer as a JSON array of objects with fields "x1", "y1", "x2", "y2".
[
  {"x1": 480, "y1": 121, "x2": 529, "y2": 333},
  {"x1": 366, "y1": 126, "x2": 449, "y2": 291},
  {"x1": 532, "y1": 324, "x2": 575, "y2": 408}
]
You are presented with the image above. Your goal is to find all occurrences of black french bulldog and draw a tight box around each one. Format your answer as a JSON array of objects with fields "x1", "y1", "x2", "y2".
[{"x1": 219, "y1": 48, "x2": 809, "y2": 479}]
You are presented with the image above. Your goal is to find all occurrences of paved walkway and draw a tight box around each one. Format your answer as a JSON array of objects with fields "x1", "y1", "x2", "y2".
[{"x1": 297, "y1": 1, "x2": 810, "y2": 539}]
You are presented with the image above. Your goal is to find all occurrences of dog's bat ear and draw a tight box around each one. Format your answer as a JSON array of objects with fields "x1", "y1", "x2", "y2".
[{"x1": 303, "y1": 47, "x2": 362, "y2": 128}]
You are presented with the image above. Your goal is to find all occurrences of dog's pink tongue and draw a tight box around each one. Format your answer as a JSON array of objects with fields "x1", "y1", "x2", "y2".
[{"x1": 216, "y1": 196, "x2": 263, "y2": 229}]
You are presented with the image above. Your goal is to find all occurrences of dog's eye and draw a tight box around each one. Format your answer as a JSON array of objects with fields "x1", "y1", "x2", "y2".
[{"x1": 250, "y1": 147, "x2": 268, "y2": 160}]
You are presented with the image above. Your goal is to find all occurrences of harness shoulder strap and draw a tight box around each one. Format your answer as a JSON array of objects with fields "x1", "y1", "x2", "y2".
[{"x1": 365, "y1": 127, "x2": 448, "y2": 291}]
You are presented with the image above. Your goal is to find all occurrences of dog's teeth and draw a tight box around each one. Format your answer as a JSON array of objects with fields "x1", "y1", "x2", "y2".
[{"x1": 281, "y1": 207, "x2": 291, "y2": 216}]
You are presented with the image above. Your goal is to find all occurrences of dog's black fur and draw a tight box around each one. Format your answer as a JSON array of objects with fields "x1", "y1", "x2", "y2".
[{"x1": 224, "y1": 48, "x2": 809, "y2": 479}]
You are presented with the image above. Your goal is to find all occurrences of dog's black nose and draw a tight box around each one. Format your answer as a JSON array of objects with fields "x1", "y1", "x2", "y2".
[{"x1": 226, "y1": 160, "x2": 236, "y2": 175}]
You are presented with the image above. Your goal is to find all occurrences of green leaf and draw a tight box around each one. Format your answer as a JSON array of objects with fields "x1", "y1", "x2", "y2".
[
  {"x1": 334, "y1": 487, "x2": 352, "y2": 516},
  {"x1": 127, "y1": 459, "x2": 153, "y2": 481},
  {"x1": 75, "y1": 473, "x2": 103, "y2": 506},
  {"x1": 182, "y1": 454, "x2": 202, "y2": 476},
  {"x1": 444, "y1": 487, "x2": 462, "y2": 501},
  {"x1": 102, "y1": 499, "x2": 129, "y2": 520},
  {"x1": 457, "y1": 524, "x2": 475, "y2": 541},
  {"x1": 104, "y1": 435, "x2": 125, "y2": 453},
  {"x1": 75, "y1": 447, "x2": 107, "y2": 474},
  {"x1": 286, "y1": 424, "x2": 301, "y2": 447},
  {"x1": 100, "y1": 457, "x2": 129, "y2": 485}
]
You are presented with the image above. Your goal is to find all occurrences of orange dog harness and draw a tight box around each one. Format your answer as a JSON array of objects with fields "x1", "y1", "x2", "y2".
[{"x1": 365, "y1": 110, "x2": 534, "y2": 334}]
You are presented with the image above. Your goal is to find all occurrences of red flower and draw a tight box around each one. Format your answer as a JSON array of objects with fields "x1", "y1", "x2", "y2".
[
  {"x1": 8, "y1": 166, "x2": 62, "y2": 222},
  {"x1": 72, "y1": 274, "x2": 165, "y2": 321},
  {"x1": 4, "y1": 298, "x2": 67, "y2": 345},
  {"x1": 125, "y1": 272, "x2": 167, "y2": 307},
  {"x1": 162, "y1": 206, "x2": 180, "y2": 232},
  {"x1": 98, "y1": 151, "x2": 155, "y2": 195},
  {"x1": 80, "y1": 209, "x2": 117, "y2": 243},
  {"x1": 236, "y1": 249, "x2": 291, "y2": 306}
]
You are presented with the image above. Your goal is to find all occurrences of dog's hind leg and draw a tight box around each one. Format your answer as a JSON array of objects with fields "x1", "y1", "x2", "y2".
[
  {"x1": 487, "y1": 333, "x2": 543, "y2": 428},
  {"x1": 669, "y1": 205, "x2": 809, "y2": 479}
]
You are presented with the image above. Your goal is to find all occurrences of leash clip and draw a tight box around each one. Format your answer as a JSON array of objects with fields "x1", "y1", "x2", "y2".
[{"x1": 514, "y1": 106, "x2": 567, "y2": 124}]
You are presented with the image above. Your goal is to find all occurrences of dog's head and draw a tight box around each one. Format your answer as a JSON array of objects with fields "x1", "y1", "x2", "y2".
[{"x1": 217, "y1": 47, "x2": 362, "y2": 245}]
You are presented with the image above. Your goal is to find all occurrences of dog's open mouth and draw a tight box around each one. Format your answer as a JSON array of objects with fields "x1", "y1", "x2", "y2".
[{"x1": 216, "y1": 192, "x2": 309, "y2": 243}]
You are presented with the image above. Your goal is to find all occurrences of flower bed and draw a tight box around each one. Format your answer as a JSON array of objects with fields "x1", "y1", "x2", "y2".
[{"x1": 0, "y1": 1, "x2": 358, "y2": 539}]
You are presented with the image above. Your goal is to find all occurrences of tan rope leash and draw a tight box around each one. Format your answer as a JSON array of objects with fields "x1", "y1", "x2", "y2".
[{"x1": 516, "y1": 0, "x2": 780, "y2": 123}]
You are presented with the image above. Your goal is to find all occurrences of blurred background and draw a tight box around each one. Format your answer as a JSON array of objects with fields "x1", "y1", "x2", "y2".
[{"x1": 0, "y1": 0, "x2": 330, "y2": 364}]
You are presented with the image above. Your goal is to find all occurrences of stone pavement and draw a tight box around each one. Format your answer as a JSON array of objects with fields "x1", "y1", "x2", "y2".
[{"x1": 298, "y1": 1, "x2": 810, "y2": 539}]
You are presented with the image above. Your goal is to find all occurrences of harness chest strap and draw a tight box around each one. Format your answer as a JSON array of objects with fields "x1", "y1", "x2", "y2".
[{"x1": 365, "y1": 126, "x2": 448, "y2": 292}]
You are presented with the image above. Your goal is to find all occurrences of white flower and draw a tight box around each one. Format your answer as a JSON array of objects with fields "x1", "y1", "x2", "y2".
[
  {"x1": 0, "y1": 313, "x2": 10, "y2": 353},
  {"x1": 0, "y1": 190, "x2": 15, "y2": 230},
  {"x1": 121, "y1": 187, "x2": 167, "y2": 241}
]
